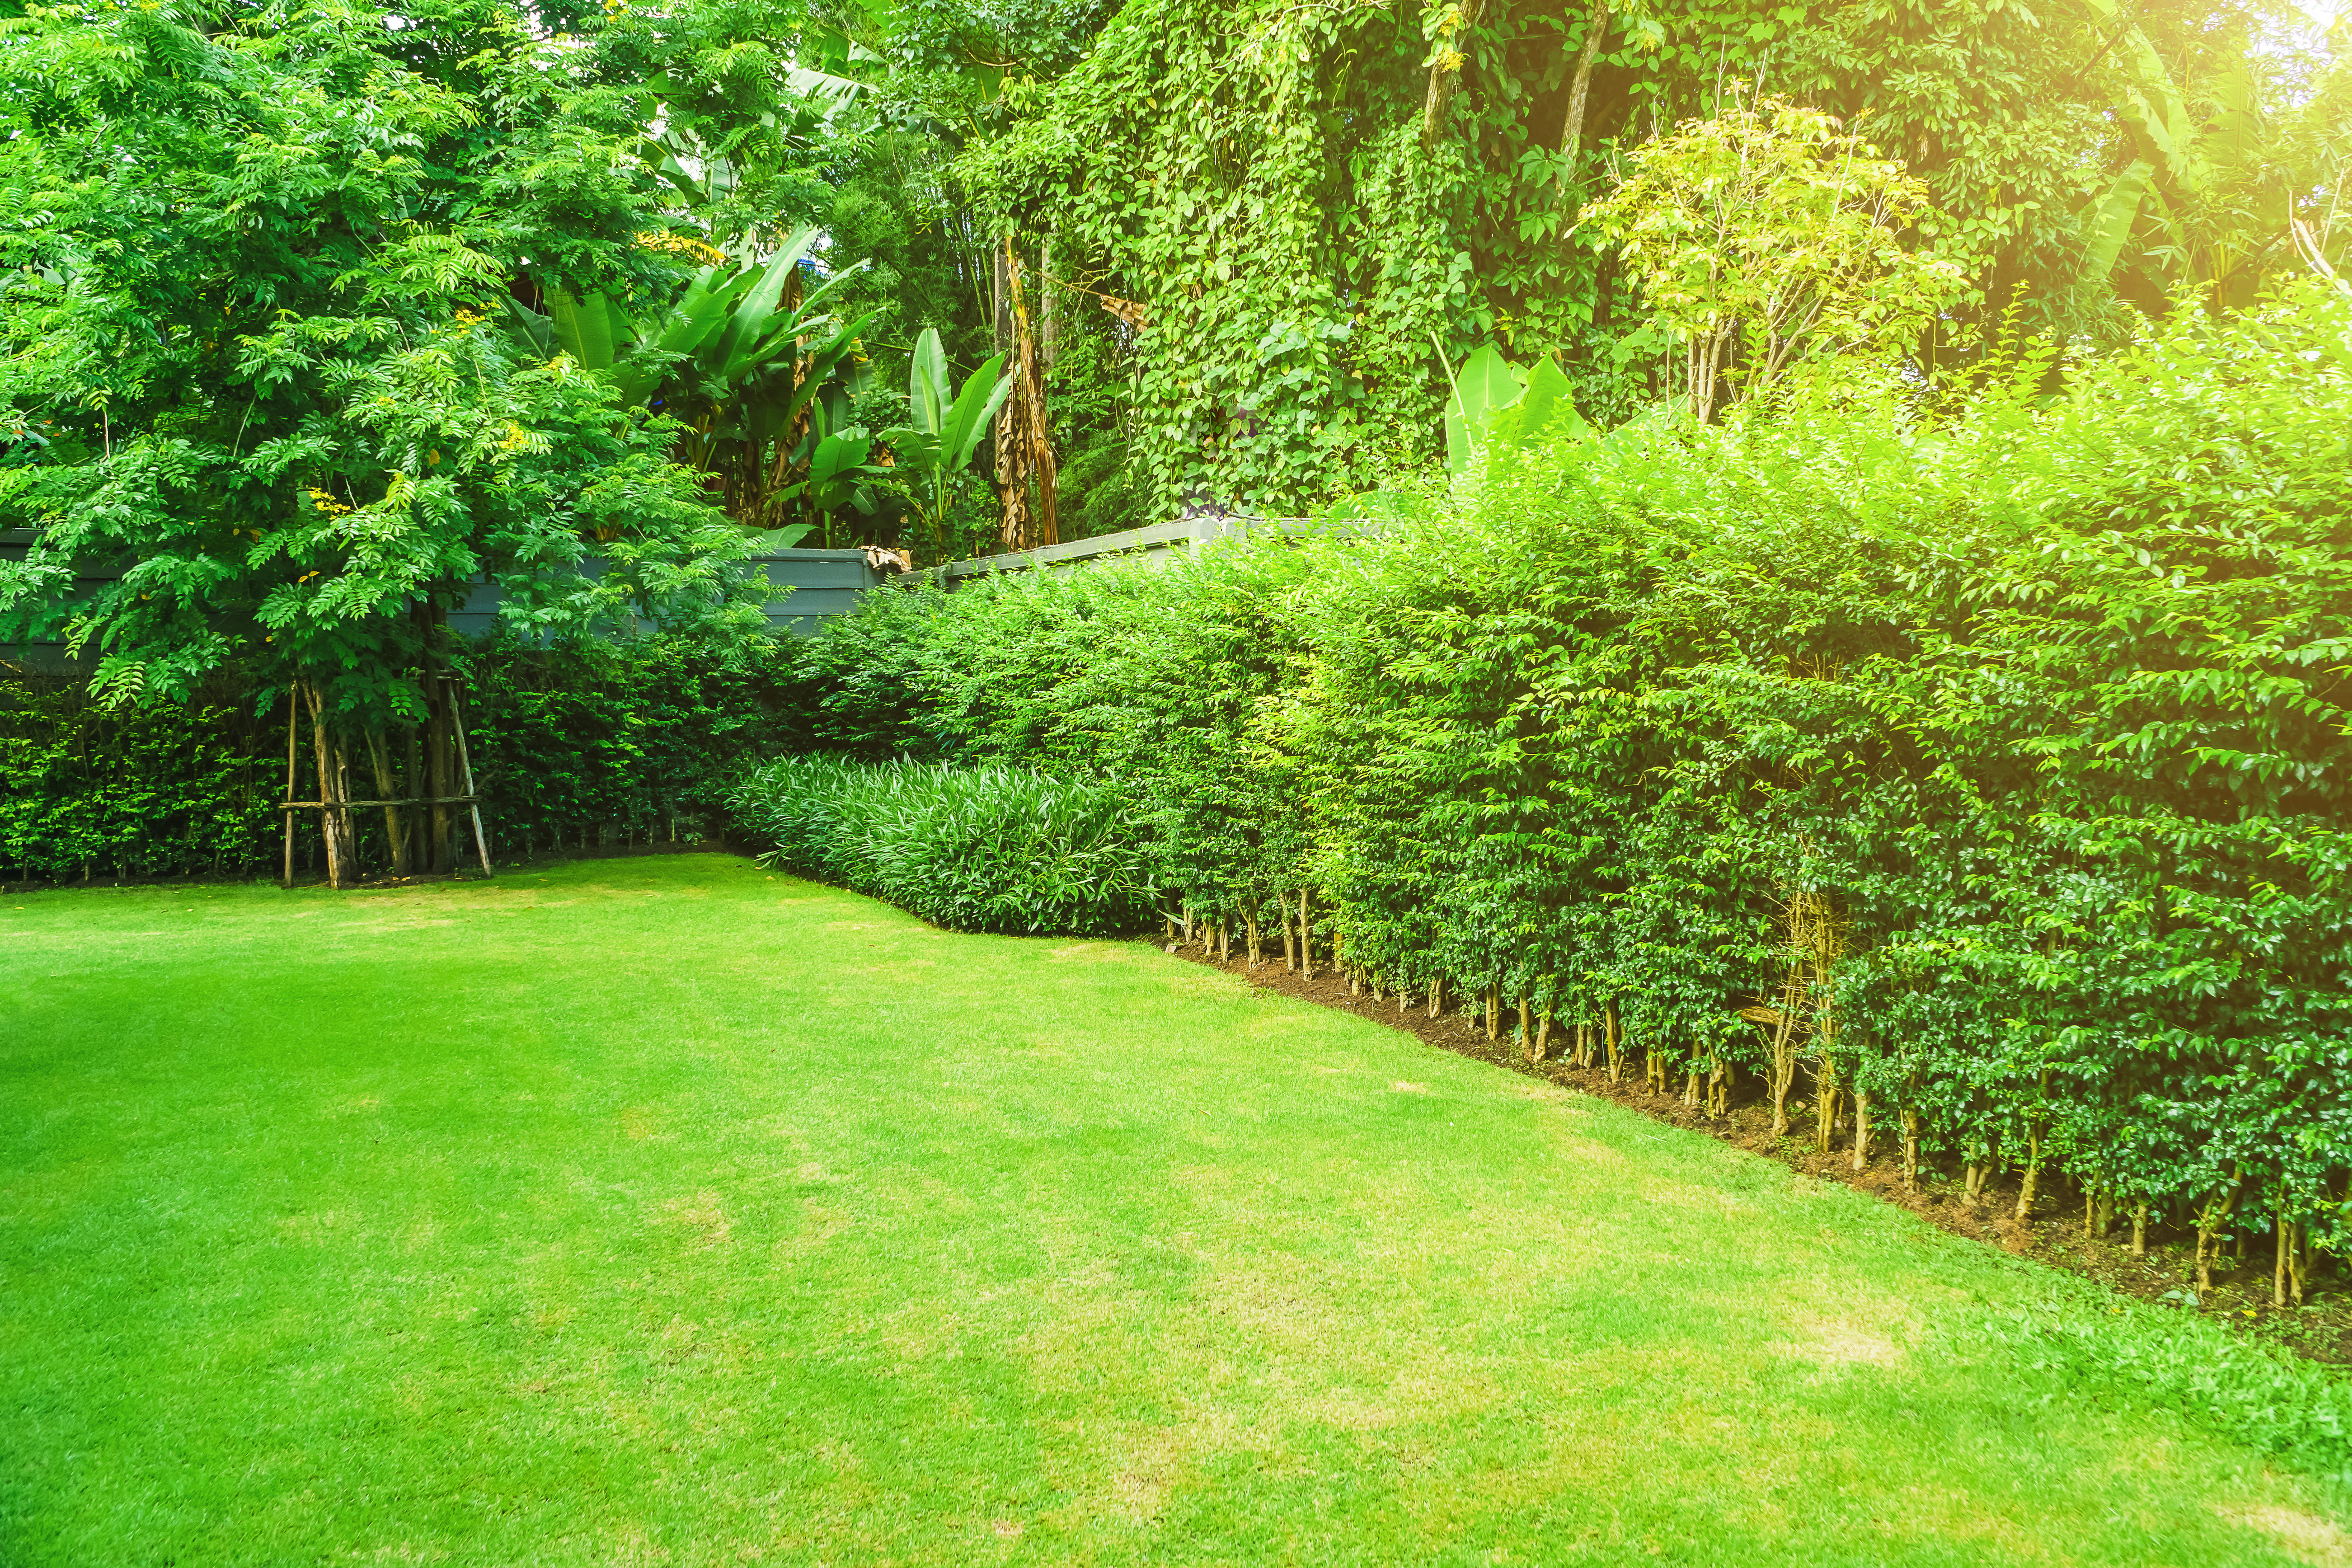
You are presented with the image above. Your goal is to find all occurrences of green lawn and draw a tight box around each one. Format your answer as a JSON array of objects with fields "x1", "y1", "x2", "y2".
[{"x1": 1, "y1": 855, "x2": 2340, "y2": 1565}]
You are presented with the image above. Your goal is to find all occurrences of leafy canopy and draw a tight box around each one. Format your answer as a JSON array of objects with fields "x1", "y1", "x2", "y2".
[{"x1": 0, "y1": 0, "x2": 763, "y2": 721}]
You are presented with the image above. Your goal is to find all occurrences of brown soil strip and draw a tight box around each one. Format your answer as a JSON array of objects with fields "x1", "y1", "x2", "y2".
[{"x1": 1170, "y1": 935, "x2": 2352, "y2": 1366}]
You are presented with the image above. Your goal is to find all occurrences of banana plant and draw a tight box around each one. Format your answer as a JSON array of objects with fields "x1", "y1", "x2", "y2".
[
  {"x1": 772, "y1": 387, "x2": 904, "y2": 547},
  {"x1": 2073, "y1": 2, "x2": 2321, "y2": 315},
  {"x1": 506, "y1": 226, "x2": 879, "y2": 532},
  {"x1": 881, "y1": 328, "x2": 1012, "y2": 557},
  {"x1": 1438, "y1": 340, "x2": 1587, "y2": 472}
]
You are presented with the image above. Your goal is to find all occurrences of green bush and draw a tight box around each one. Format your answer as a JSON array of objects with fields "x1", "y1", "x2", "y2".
[
  {"x1": 727, "y1": 754, "x2": 1157, "y2": 935},
  {"x1": 788, "y1": 279, "x2": 2352, "y2": 1273},
  {"x1": 1, "y1": 635, "x2": 816, "y2": 885},
  {"x1": 0, "y1": 667, "x2": 284, "y2": 886}
]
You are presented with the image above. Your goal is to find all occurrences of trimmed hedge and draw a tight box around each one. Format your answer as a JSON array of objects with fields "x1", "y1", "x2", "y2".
[
  {"x1": 783, "y1": 281, "x2": 2352, "y2": 1281},
  {"x1": 1, "y1": 636, "x2": 814, "y2": 886}
]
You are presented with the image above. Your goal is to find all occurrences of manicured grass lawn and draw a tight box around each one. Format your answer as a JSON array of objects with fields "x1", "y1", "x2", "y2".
[{"x1": 1, "y1": 854, "x2": 2342, "y2": 1565}]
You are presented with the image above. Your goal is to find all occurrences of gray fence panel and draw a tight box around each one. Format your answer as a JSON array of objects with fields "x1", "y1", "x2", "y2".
[{"x1": 3, "y1": 521, "x2": 1300, "y2": 670}]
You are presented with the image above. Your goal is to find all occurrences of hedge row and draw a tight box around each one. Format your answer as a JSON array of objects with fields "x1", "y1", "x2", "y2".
[
  {"x1": 0, "y1": 638, "x2": 812, "y2": 885},
  {"x1": 786, "y1": 282, "x2": 2352, "y2": 1284}
]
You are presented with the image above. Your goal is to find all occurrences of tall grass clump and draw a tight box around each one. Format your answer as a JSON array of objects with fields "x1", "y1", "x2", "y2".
[{"x1": 727, "y1": 754, "x2": 1155, "y2": 935}]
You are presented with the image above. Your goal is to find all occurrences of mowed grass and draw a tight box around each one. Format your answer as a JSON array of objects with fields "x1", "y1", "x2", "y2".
[{"x1": 0, "y1": 856, "x2": 2341, "y2": 1566}]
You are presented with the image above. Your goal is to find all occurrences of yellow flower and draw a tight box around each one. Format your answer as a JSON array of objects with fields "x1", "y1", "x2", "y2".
[{"x1": 633, "y1": 230, "x2": 729, "y2": 267}]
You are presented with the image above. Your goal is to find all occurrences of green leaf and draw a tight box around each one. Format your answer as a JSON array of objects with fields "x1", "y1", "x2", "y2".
[
  {"x1": 546, "y1": 288, "x2": 621, "y2": 372},
  {"x1": 1483, "y1": 354, "x2": 1590, "y2": 452},
  {"x1": 911, "y1": 328, "x2": 950, "y2": 437},
  {"x1": 1445, "y1": 343, "x2": 1528, "y2": 471},
  {"x1": 940, "y1": 354, "x2": 1013, "y2": 473},
  {"x1": 2084, "y1": 161, "x2": 2151, "y2": 285}
]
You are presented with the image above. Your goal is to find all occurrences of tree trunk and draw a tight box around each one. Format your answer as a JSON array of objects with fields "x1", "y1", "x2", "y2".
[
  {"x1": 2275, "y1": 1208, "x2": 2290, "y2": 1309},
  {"x1": 301, "y1": 680, "x2": 355, "y2": 890},
  {"x1": 2131, "y1": 1202, "x2": 2148, "y2": 1258},
  {"x1": 281, "y1": 693, "x2": 300, "y2": 887},
  {"x1": 1850, "y1": 1089, "x2": 1871, "y2": 1170},
  {"x1": 366, "y1": 730, "x2": 411, "y2": 877},
  {"x1": 1420, "y1": 0, "x2": 1489, "y2": 147},
  {"x1": 1039, "y1": 230, "x2": 1061, "y2": 375},
  {"x1": 995, "y1": 236, "x2": 1058, "y2": 552},
  {"x1": 1557, "y1": 0, "x2": 1613, "y2": 159},
  {"x1": 2194, "y1": 1181, "x2": 2239, "y2": 1294},
  {"x1": 1813, "y1": 1052, "x2": 1840, "y2": 1155},
  {"x1": 419, "y1": 604, "x2": 457, "y2": 874},
  {"x1": 1768, "y1": 982, "x2": 1802, "y2": 1136}
]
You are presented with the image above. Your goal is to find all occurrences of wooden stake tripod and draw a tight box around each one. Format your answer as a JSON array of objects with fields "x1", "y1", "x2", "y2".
[{"x1": 279, "y1": 675, "x2": 493, "y2": 887}]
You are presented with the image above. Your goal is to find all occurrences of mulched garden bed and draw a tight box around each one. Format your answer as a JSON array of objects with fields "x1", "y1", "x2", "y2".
[{"x1": 1169, "y1": 933, "x2": 2352, "y2": 1366}]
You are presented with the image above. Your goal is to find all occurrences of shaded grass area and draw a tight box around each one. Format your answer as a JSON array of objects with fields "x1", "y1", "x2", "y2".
[{"x1": 1, "y1": 854, "x2": 2343, "y2": 1565}]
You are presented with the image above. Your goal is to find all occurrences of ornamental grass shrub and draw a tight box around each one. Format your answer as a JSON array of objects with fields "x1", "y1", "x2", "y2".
[
  {"x1": 726, "y1": 754, "x2": 1156, "y2": 935},
  {"x1": 797, "y1": 279, "x2": 2352, "y2": 1296}
]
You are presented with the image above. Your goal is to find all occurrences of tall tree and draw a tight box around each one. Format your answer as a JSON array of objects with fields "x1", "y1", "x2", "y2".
[{"x1": 0, "y1": 0, "x2": 764, "y2": 884}]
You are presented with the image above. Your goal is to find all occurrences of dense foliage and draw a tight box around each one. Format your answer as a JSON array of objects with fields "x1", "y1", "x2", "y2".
[
  {"x1": 787, "y1": 282, "x2": 2352, "y2": 1288},
  {"x1": 964, "y1": 0, "x2": 2349, "y2": 515},
  {"x1": 0, "y1": 638, "x2": 807, "y2": 887},
  {"x1": 727, "y1": 753, "x2": 1155, "y2": 933},
  {"x1": 0, "y1": 0, "x2": 764, "y2": 709}
]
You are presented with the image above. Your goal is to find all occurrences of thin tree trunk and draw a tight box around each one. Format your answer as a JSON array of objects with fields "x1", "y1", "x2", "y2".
[
  {"x1": 2276, "y1": 1208, "x2": 2290, "y2": 1309},
  {"x1": 366, "y1": 730, "x2": 410, "y2": 877},
  {"x1": 1850, "y1": 1089, "x2": 1871, "y2": 1170},
  {"x1": 449, "y1": 683, "x2": 493, "y2": 877},
  {"x1": 1768, "y1": 987, "x2": 1801, "y2": 1136},
  {"x1": 1557, "y1": 0, "x2": 1613, "y2": 159},
  {"x1": 2132, "y1": 1202, "x2": 2148, "y2": 1258},
  {"x1": 302, "y1": 681, "x2": 353, "y2": 890},
  {"x1": 2014, "y1": 1122, "x2": 2043, "y2": 1224},
  {"x1": 1420, "y1": 0, "x2": 1489, "y2": 146},
  {"x1": 421, "y1": 606, "x2": 455, "y2": 874},
  {"x1": 2195, "y1": 1180, "x2": 2239, "y2": 1294},
  {"x1": 1299, "y1": 889, "x2": 1313, "y2": 980}
]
